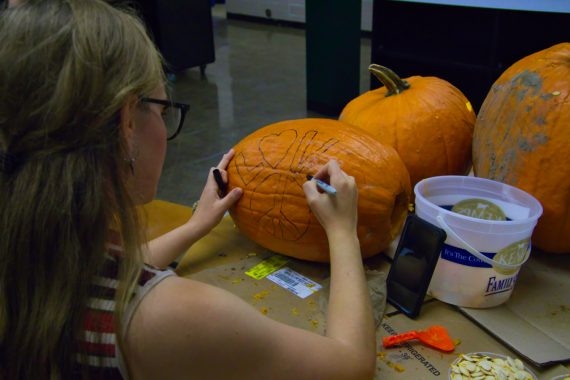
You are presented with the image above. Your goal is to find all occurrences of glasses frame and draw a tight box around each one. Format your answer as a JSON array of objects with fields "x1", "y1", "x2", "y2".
[{"x1": 140, "y1": 97, "x2": 190, "y2": 140}]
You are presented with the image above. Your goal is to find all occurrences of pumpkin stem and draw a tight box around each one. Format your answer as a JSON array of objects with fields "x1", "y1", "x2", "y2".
[{"x1": 369, "y1": 64, "x2": 410, "y2": 97}]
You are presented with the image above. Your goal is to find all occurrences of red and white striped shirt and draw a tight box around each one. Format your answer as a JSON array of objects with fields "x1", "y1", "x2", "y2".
[{"x1": 73, "y1": 241, "x2": 176, "y2": 379}]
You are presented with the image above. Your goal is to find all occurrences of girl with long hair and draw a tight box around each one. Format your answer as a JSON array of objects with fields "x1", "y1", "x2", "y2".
[{"x1": 0, "y1": 1, "x2": 376, "y2": 379}]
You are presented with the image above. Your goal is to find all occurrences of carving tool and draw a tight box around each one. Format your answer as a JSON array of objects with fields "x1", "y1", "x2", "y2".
[
  {"x1": 306, "y1": 175, "x2": 337, "y2": 194},
  {"x1": 382, "y1": 325, "x2": 455, "y2": 352}
]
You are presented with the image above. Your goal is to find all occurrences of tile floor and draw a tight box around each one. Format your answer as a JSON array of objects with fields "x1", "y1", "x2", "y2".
[{"x1": 157, "y1": 5, "x2": 371, "y2": 206}]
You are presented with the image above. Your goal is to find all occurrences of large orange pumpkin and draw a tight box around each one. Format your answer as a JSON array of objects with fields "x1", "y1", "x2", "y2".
[
  {"x1": 227, "y1": 118, "x2": 411, "y2": 262},
  {"x1": 340, "y1": 64, "x2": 476, "y2": 189},
  {"x1": 473, "y1": 43, "x2": 570, "y2": 254}
]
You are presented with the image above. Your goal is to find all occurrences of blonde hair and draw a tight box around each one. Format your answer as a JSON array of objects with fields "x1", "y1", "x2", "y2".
[{"x1": 0, "y1": 0, "x2": 164, "y2": 378}]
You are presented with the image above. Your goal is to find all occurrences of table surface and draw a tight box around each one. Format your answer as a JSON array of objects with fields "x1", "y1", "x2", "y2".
[{"x1": 143, "y1": 200, "x2": 570, "y2": 379}]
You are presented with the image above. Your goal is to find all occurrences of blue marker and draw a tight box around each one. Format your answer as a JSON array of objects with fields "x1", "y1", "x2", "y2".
[{"x1": 306, "y1": 175, "x2": 336, "y2": 194}]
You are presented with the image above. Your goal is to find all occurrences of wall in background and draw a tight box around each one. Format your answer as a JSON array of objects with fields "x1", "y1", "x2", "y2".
[
  {"x1": 386, "y1": 0, "x2": 570, "y2": 13},
  {"x1": 371, "y1": 1, "x2": 570, "y2": 111},
  {"x1": 226, "y1": 0, "x2": 374, "y2": 31}
]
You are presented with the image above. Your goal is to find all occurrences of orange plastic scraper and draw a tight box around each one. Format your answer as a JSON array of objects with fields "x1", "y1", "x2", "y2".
[{"x1": 382, "y1": 325, "x2": 455, "y2": 352}]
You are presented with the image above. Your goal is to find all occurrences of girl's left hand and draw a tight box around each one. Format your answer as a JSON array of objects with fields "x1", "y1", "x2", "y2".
[{"x1": 189, "y1": 149, "x2": 243, "y2": 237}]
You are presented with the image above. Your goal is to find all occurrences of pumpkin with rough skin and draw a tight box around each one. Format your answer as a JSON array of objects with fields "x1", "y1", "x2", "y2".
[
  {"x1": 340, "y1": 64, "x2": 476, "y2": 189},
  {"x1": 227, "y1": 118, "x2": 411, "y2": 262},
  {"x1": 473, "y1": 43, "x2": 570, "y2": 254}
]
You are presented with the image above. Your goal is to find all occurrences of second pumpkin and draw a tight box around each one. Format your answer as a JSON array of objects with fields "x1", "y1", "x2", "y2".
[{"x1": 340, "y1": 64, "x2": 476, "y2": 189}]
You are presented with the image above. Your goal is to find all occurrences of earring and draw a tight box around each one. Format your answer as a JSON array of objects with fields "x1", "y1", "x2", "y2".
[
  {"x1": 126, "y1": 157, "x2": 136, "y2": 175},
  {"x1": 125, "y1": 140, "x2": 139, "y2": 175}
]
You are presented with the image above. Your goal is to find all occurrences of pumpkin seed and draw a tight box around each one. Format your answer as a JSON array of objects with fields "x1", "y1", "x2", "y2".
[
  {"x1": 479, "y1": 360, "x2": 492, "y2": 371},
  {"x1": 449, "y1": 353, "x2": 535, "y2": 380},
  {"x1": 506, "y1": 356, "x2": 517, "y2": 368},
  {"x1": 463, "y1": 362, "x2": 477, "y2": 372},
  {"x1": 493, "y1": 358, "x2": 506, "y2": 366},
  {"x1": 459, "y1": 365, "x2": 471, "y2": 376}
]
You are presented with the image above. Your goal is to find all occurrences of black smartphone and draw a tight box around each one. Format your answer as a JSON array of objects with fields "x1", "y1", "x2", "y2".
[{"x1": 386, "y1": 214, "x2": 447, "y2": 318}]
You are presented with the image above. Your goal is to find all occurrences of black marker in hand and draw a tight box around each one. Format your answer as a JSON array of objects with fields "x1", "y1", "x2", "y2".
[{"x1": 212, "y1": 168, "x2": 227, "y2": 196}]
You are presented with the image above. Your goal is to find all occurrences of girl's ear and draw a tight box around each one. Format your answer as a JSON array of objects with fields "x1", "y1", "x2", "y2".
[{"x1": 120, "y1": 96, "x2": 138, "y2": 151}]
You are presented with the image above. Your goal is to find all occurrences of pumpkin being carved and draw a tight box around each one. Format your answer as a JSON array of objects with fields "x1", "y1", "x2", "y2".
[
  {"x1": 227, "y1": 118, "x2": 411, "y2": 262},
  {"x1": 340, "y1": 64, "x2": 476, "y2": 189},
  {"x1": 473, "y1": 43, "x2": 570, "y2": 254}
]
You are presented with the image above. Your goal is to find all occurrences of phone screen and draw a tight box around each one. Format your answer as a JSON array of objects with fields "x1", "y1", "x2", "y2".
[{"x1": 387, "y1": 214, "x2": 446, "y2": 318}]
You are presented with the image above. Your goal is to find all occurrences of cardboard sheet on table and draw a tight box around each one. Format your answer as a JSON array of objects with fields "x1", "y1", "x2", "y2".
[
  {"x1": 175, "y1": 215, "x2": 391, "y2": 331},
  {"x1": 459, "y1": 253, "x2": 570, "y2": 367},
  {"x1": 143, "y1": 201, "x2": 569, "y2": 377},
  {"x1": 377, "y1": 301, "x2": 569, "y2": 380},
  {"x1": 175, "y1": 216, "x2": 330, "y2": 331}
]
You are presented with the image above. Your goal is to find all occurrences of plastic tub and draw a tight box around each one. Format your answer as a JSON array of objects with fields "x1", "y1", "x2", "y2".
[{"x1": 415, "y1": 176, "x2": 543, "y2": 308}]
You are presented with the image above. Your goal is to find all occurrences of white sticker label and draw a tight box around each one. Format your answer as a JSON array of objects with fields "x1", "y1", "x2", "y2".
[{"x1": 266, "y1": 268, "x2": 322, "y2": 299}]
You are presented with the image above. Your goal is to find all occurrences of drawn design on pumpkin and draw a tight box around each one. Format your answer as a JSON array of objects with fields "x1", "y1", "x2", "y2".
[{"x1": 234, "y1": 129, "x2": 339, "y2": 241}]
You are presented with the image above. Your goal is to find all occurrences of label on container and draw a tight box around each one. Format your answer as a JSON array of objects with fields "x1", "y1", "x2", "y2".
[
  {"x1": 484, "y1": 273, "x2": 519, "y2": 296},
  {"x1": 429, "y1": 194, "x2": 530, "y2": 220},
  {"x1": 451, "y1": 198, "x2": 507, "y2": 221},
  {"x1": 440, "y1": 244, "x2": 495, "y2": 268},
  {"x1": 267, "y1": 268, "x2": 322, "y2": 298},
  {"x1": 492, "y1": 238, "x2": 530, "y2": 275},
  {"x1": 245, "y1": 255, "x2": 289, "y2": 280},
  {"x1": 440, "y1": 238, "x2": 530, "y2": 275}
]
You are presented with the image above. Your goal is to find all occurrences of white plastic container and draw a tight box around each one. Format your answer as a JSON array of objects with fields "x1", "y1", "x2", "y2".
[{"x1": 414, "y1": 176, "x2": 543, "y2": 308}]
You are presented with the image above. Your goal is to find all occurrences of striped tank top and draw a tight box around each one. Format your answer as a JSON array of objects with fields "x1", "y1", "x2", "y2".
[{"x1": 73, "y1": 240, "x2": 176, "y2": 379}]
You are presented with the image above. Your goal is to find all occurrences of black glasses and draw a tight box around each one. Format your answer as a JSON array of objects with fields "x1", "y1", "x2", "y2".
[{"x1": 140, "y1": 97, "x2": 190, "y2": 140}]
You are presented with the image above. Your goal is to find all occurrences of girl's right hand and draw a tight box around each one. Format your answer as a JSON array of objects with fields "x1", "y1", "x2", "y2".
[{"x1": 302, "y1": 160, "x2": 358, "y2": 237}]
